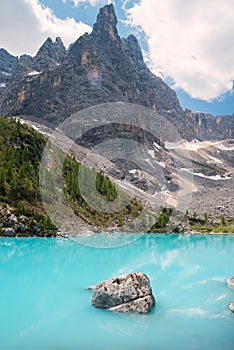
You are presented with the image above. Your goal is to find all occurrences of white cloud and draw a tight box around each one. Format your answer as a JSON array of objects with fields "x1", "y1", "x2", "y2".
[
  {"x1": 0, "y1": 0, "x2": 92, "y2": 56},
  {"x1": 125, "y1": 0, "x2": 234, "y2": 101},
  {"x1": 63, "y1": 0, "x2": 114, "y2": 7}
]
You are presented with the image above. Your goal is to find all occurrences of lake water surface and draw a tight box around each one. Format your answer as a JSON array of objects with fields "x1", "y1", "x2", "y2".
[{"x1": 0, "y1": 234, "x2": 234, "y2": 350}]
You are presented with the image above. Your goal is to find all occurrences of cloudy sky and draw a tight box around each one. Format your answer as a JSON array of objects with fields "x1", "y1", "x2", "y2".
[{"x1": 0, "y1": 0, "x2": 233, "y2": 115}]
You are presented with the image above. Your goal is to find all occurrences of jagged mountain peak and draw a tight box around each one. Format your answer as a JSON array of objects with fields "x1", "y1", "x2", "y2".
[
  {"x1": 54, "y1": 37, "x2": 66, "y2": 52},
  {"x1": 19, "y1": 54, "x2": 31, "y2": 61},
  {"x1": 19, "y1": 36, "x2": 67, "y2": 73},
  {"x1": 0, "y1": 4, "x2": 196, "y2": 137},
  {"x1": 0, "y1": 4, "x2": 232, "y2": 141},
  {"x1": 55, "y1": 36, "x2": 63, "y2": 44},
  {"x1": 36, "y1": 37, "x2": 53, "y2": 54},
  {"x1": 92, "y1": 4, "x2": 121, "y2": 48},
  {"x1": 38, "y1": 36, "x2": 64, "y2": 48},
  {"x1": 68, "y1": 4, "x2": 122, "y2": 67},
  {"x1": 0, "y1": 48, "x2": 18, "y2": 64},
  {"x1": 0, "y1": 48, "x2": 13, "y2": 56},
  {"x1": 94, "y1": 4, "x2": 117, "y2": 28},
  {"x1": 35, "y1": 36, "x2": 66, "y2": 63}
]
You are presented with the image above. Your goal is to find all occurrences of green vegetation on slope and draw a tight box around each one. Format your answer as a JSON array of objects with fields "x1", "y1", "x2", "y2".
[
  {"x1": 0, "y1": 116, "x2": 142, "y2": 235},
  {"x1": 62, "y1": 156, "x2": 142, "y2": 229},
  {"x1": 0, "y1": 116, "x2": 56, "y2": 235},
  {"x1": 0, "y1": 116, "x2": 45, "y2": 213},
  {"x1": 149, "y1": 207, "x2": 173, "y2": 233}
]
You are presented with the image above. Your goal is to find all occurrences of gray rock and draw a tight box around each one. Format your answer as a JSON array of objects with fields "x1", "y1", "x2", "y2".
[
  {"x1": 19, "y1": 215, "x2": 29, "y2": 223},
  {"x1": 227, "y1": 276, "x2": 234, "y2": 289},
  {"x1": 92, "y1": 272, "x2": 155, "y2": 314},
  {"x1": 31, "y1": 224, "x2": 44, "y2": 235},
  {"x1": 229, "y1": 301, "x2": 234, "y2": 313},
  {"x1": 3, "y1": 228, "x2": 16, "y2": 237},
  {"x1": 0, "y1": 48, "x2": 18, "y2": 94},
  {"x1": 32, "y1": 36, "x2": 66, "y2": 72},
  {"x1": 8, "y1": 214, "x2": 18, "y2": 224},
  {"x1": 109, "y1": 295, "x2": 155, "y2": 313},
  {"x1": 188, "y1": 110, "x2": 234, "y2": 141},
  {"x1": 17, "y1": 223, "x2": 27, "y2": 233}
]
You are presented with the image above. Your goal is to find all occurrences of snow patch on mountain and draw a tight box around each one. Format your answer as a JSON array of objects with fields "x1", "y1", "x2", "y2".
[
  {"x1": 28, "y1": 71, "x2": 41, "y2": 76},
  {"x1": 180, "y1": 168, "x2": 231, "y2": 180}
]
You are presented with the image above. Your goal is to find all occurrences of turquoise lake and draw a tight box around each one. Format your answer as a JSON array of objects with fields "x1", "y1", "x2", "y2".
[{"x1": 0, "y1": 234, "x2": 234, "y2": 350}]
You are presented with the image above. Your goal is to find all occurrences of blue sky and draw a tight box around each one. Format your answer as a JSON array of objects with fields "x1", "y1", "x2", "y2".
[{"x1": 0, "y1": 0, "x2": 233, "y2": 116}]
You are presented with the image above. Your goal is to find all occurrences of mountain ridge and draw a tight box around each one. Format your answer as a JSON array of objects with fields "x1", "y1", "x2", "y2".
[{"x1": 0, "y1": 4, "x2": 233, "y2": 141}]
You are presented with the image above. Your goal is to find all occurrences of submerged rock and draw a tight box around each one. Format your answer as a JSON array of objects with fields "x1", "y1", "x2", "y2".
[
  {"x1": 229, "y1": 301, "x2": 234, "y2": 313},
  {"x1": 91, "y1": 272, "x2": 155, "y2": 314},
  {"x1": 227, "y1": 276, "x2": 234, "y2": 289}
]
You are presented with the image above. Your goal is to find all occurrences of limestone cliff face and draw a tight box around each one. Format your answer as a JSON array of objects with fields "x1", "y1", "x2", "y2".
[
  {"x1": 0, "y1": 4, "x2": 232, "y2": 141},
  {"x1": 185, "y1": 110, "x2": 234, "y2": 140},
  {"x1": 0, "y1": 48, "x2": 18, "y2": 94},
  {"x1": 64, "y1": 3, "x2": 185, "y2": 121},
  {"x1": 0, "y1": 37, "x2": 67, "y2": 123}
]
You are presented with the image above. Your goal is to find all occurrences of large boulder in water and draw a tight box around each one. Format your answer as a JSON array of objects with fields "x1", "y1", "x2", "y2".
[
  {"x1": 91, "y1": 272, "x2": 155, "y2": 314},
  {"x1": 229, "y1": 301, "x2": 234, "y2": 313},
  {"x1": 227, "y1": 276, "x2": 234, "y2": 289}
]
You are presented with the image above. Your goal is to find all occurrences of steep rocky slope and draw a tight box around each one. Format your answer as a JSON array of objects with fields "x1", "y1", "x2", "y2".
[
  {"x1": 21, "y1": 118, "x2": 234, "y2": 222},
  {"x1": 185, "y1": 110, "x2": 233, "y2": 141},
  {"x1": 0, "y1": 48, "x2": 18, "y2": 93}
]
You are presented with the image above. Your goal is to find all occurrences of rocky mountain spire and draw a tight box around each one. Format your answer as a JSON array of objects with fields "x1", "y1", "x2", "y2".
[
  {"x1": 34, "y1": 37, "x2": 66, "y2": 71},
  {"x1": 1, "y1": 4, "x2": 232, "y2": 140},
  {"x1": 54, "y1": 37, "x2": 67, "y2": 61},
  {"x1": 36, "y1": 37, "x2": 54, "y2": 56},
  {"x1": 92, "y1": 4, "x2": 122, "y2": 49},
  {"x1": 68, "y1": 4, "x2": 122, "y2": 69}
]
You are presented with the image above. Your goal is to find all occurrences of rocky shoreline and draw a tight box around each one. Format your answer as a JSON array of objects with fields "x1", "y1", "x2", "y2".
[
  {"x1": 1, "y1": 207, "x2": 233, "y2": 238},
  {"x1": 1, "y1": 201, "x2": 233, "y2": 238},
  {"x1": 0, "y1": 205, "x2": 56, "y2": 237}
]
